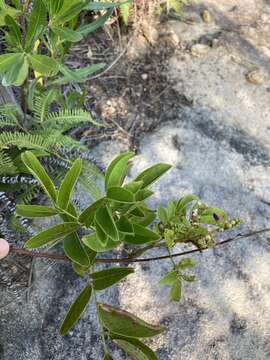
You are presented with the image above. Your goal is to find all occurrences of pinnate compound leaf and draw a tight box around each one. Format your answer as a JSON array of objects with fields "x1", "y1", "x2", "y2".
[
  {"x1": 60, "y1": 284, "x2": 92, "y2": 336},
  {"x1": 64, "y1": 232, "x2": 90, "y2": 267},
  {"x1": 98, "y1": 303, "x2": 165, "y2": 338},
  {"x1": 16, "y1": 205, "x2": 59, "y2": 218},
  {"x1": 21, "y1": 151, "x2": 57, "y2": 202},
  {"x1": 91, "y1": 267, "x2": 134, "y2": 291},
  {"x1": 95, "y1": 206, "x2": 119, "y2": 241},
  {"x1": 134, "y1": 163, "x2": 172, "y2": 189},
  {"x1": 57, "y1": 158, "x2": 82, "y2": 210},
  {"x1": 105, "y1": 152, "x2": 134, "y2": 191},
  {"x1": 111, "y1": 335, "x2": 158, "y2": 360},
  {"x1": 25, "y1": 222, "x2": 79, "y2": 248}
]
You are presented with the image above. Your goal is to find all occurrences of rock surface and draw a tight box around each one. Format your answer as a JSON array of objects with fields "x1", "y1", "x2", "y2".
[{"x1": 1, "y1": 1, "x2": 270, "y2": 359}]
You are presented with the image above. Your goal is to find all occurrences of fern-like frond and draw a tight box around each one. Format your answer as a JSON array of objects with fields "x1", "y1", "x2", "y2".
[
  {"x1": 0, "y1": 132, "x2": 54, "y2": 151},
  {"x1": 44, "y1": 108, "x2": 102, "y2": 132},
  {"x1": 0, "y1": 103, "x2": 20, "y2": 128},
  {"x1": 0, "y1": 150, "x2": 17, "y2": 175},
  {"x1": 33, "y1": 90, "x2": 57, "y2": 122}
]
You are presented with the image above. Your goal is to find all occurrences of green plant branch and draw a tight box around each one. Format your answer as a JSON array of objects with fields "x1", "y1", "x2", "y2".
[{"x1": 9, "y1": 227, "x2": 270, "y2": 264}]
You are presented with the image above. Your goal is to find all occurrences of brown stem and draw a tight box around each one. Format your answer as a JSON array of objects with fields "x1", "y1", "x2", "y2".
[{"x1": 9, "y1": 227, "x2": 270, "y2": 264}]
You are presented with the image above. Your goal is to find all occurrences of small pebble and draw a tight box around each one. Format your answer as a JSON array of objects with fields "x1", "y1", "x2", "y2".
[
  {"x1": 0, "y1": 238, "x2": 10, "y2": 259},
  {"x1": 201, "y1": 9, "x2": 211, "y2": 23},
  {"x1": 191, "y1": 43, "x2": 210, "y2": 57},
  {"x1": 246, "y1": 69, "x2": 266, "y2": 85},
  {"x1": 141, "y1": 73, "x2": 148, "y2": 81}
]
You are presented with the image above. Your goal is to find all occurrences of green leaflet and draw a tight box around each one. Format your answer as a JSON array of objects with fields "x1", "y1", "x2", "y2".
[
  {"x1": 25, "y1": 222, "x2": 79, "y2": 248},
  {"x1": 159, "y1": 271, "x2": 178, "y2": 286},
  {"x1": 51, "y1": 63, "x2": 105, "y2": 85},
  {"x1": 111, "y1": 335, "x2": 158, "y2": 360},
  {"x1": 21, "y1": 151, "x2": 57, "y2": 202},
  {"x1": 85, "y1": 1, "x2": 130, "y2": 11},
  {"x1": 25, "y1": 0, "x2": 47, "y2": 50},
  {"x1": 116, "y1": 216, "x2": 134, "y2": 235},
  {"x1": 124, "y1": 223, "x2": 160, "y2": 245},
  {"x1": 105, "y1": 152, "x2": 134, "y2": 191},
  {"x1": 28, "y1": 54, "x2": 59, "y2": 76},
  {"x1": 78, "y1": 8, "x2": 113, "y2": 36},
  {"x1": 16, "y1": 204, "x2": 59, "y2": 218},
  {"x1": 124, "y1": 180, "x2": 143, "y2": 194},
  {"x1": 79, "y1": 197, "x2": 106, "y2": 227},
  {"x1": 60, "y1": 283, "x2": 92, "y2": 336},
  {"x1": 107, "y1": 186, "x2": 135, "y2": 203},
  {"x1": 82, "y1": 234, "x2": 120, "y2": 253},
  {"x1": 135, "y1": 163, "x2": 172, "y2": 189},
  {"x1": 157, "y1": 207, "x2": 168, "y2": 224},
  {"x1": 95, "y1": 206, "x2": 119, "y2": 242},
  {"x1": 57, "y1": 158, "x2": 82, "y2": 210},
  {"x1": 170, "y1": 281, "x2": 182, "y2": 302},
  {"x1": 98, "y1": 303, "x2": 165, "y2": 338},
  {"x1": 4, "y1": 15, "x2": 22, "y2": 48},
  {"x1": 63, "y1": 232, "x2": 90, "y2": 267},
  {"x1": 91, "y1": 267, "x2": 134, "y2": 290},
  {"x1": 176, "y1": 194, "x2": 199, "y2": 215},
  {"x1": 0, "y1": 53, "x2": 22, "y2": 74},
  {"x1": 53, "y1": 1, "x2": 87, "y2": 25},
  {"x1": 95, "y1": 220, "x2": 108, "y2": 245},
  {"x1": 52, "y1": 26, "x2": 83, "y2": 42},
  {"x1": 135, "y1": 189, "x2": 154, "y2": 201},
  {"x1": 2, "y1": 53, "x2": 28, "y2": 86}
]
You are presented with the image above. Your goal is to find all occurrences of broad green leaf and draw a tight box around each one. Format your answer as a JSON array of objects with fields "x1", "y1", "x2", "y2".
[
  {"x1": 47, "y1": 0, "x2": 64, "y2": 16},
  {"x1": 25, "y1": 222, "x2": 79, "y2": 248},
  {"x1": 170, "y1": 281, "x2": 182, "y2": 302},
  {"x1": 105, "y1": 152, "x2": 134, "y2": 191},
  {"x1": 25, "y1": 0, "x2": 47, "y2": 50},
  {"x1": 200, "y1": 208, "x2": 228, "y2": 225},
  {"x1": 107, "y1": 187, "x2": 135, "y2": 203},
  {"x1": 0, "y1": 53, "x2": 22, "y2": 74},
  {"x1": 59, "y1": 64, "x2": 82, "y2": 82},
  {"x1": 64, "y1": 232, "x2": 90, "y2": 267},
  {"x1": 157, "y1": 207, "x2": 168, "y2": 224},
  {"x1": 95, "y1": 220, "x2": 108, "y2": 245},
  {"x1": 5, "y1": 15, "x2": 22, "y2": 47},
  {"x1": 78, "y1": 8, "x2": 113, "y2": 36},
  {"x1": 135, "y1": 189, "x2": 154, "y2": 201},
  {"x1": 21, "y1": 151, "x2": 57, "y2": 202},
  {"x1": 60, "y1": 283, "x2": 92, "y2": 336},
  {"x1": 28, "y1": 54, "x2": 59, "y2": 77},
  {"x1": 124, "y1": 180, "x2": 143, "y2": 194},
  {"x1": 53, "y1": 1, "x2": 87, "y2": 24},
  {"x1": 176, "y1": 194, "x2": 198, "y2": 213},
  {"x1": 2, "y1": 53, "x2": 28, "y2": 86},
  {"x1": 167, "y1": 200, "x2": 176, "y2": 220},
  {"x1": 135, "y1": 163, "x2": 172, "y2": 189},
  {"x1": 16, "y1": 204, "x2": 59, "y2": 218},
  {"x1": 98, "y1": 303, "x2": 165, "y2": 338},
  {"x1": 82, "y1": 234, "x2": 120, "y2": 253},
  {"x1": 112, "y1": 335, "x2": 158, "y2": 360},
  {"x1": 124, "y1": 223, "x2": 160, "y2": 245},
  {"x1": 79, "y1": 197, "x2": 106, "y2": 227},
  {"x1": 91, "y1": 267, "x2": 134, "y2": 291},
  {"x1": 117, "y1": 216, "x2": 133, "y2": 235},
  {"x1": 52, "y1": 26, "x2": 83, "y2": 42},
  {"x1": 57, "y1": 158, "x2": 83, "y2": 210},
  {"x1": 159, "y1": 271, "x2": 178, "y2": 286},
  {"x1": 95, "y1": 206, "x2": 119, "y2": 241},
  {"x1": 133, "y1": 210, "x2": 156, "y2": 227}
]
